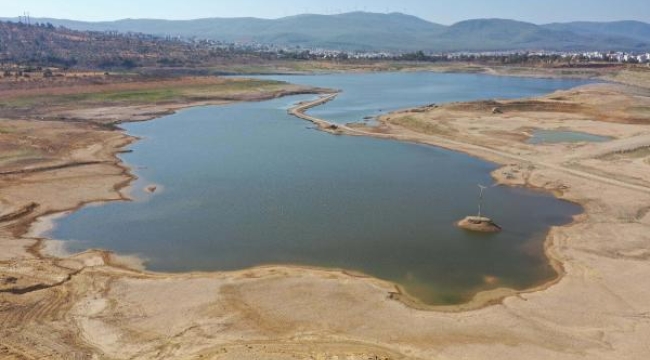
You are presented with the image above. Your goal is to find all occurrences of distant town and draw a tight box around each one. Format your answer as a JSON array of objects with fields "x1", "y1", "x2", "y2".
[
  {"x1": 1, "y1": 19, "x2": 649, "y2": 73},
  {"x1": 170, "y1": 35, "x2": 650, "y2": 64}
]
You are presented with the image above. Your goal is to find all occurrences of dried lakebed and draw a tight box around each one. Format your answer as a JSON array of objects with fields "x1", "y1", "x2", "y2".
[{"x1": 49, "y1": 73, "x2": 589, "y2": 305}]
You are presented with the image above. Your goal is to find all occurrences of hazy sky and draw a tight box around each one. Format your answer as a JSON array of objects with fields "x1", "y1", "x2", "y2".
[{"x1": 2, "y1": 0, "x2": 649, "y2": 24}]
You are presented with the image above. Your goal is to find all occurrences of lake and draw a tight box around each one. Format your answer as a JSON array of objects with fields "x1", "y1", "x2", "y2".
[
  {"x1": 51, "y1": 73, "x2": 587, "y2": 305},
  {"x1": 528, "y1": 129, "x2": 612, "y2": 144}
]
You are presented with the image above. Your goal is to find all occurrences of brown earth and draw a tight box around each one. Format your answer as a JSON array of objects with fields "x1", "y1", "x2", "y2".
[
  {"x1": 457, "y1": 216, "x2": 502, "y2": 233},
  {"x1": 2, "y1": 70, "x2": 650, "y2": 359},
  {"x1": 0, "y1": 74, "x2": 330, "y2": 123}
]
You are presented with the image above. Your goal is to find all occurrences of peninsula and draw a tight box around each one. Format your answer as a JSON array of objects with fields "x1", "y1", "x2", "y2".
[{"x1": 2, "y1": 11, "x2": 650, "y2": 360}]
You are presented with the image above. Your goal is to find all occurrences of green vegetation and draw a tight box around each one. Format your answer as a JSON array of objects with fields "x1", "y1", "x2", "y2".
[
  {"x1": 0, "y1": 79, "x2": 289, "y2": 109},
  {"x1": 0, "y1": 21, "x2": 277, "y2": 69},
  {"x1": 389, "y1": 115, "x2": 456, "y2": 136},
  {"x1": 208, "y1": 65, "x2": 283, "y2": 75},
  {"x1": 544, "y1": 21, "x2": 650, "y2": 43},
  {"x1": 631, "y1": 106, "x2": 650, "y2": 116},
  {"x1": 0, "y1": 148, "x2": 43, "y2": 167},
  {"x1": 97, "y1": 89, "x2": 178, "y2": 103},
  {"x1": 25, "y1": 12, "x2": 650, "y2": 52}
]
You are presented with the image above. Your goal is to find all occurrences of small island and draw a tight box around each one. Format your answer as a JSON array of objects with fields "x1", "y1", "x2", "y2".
[
  {"x1": 457, "y1": 215, "x2": 502, "y2": 233},
  {"x1": 457, "y1": 184, "x2": 501, "y2": 232}
]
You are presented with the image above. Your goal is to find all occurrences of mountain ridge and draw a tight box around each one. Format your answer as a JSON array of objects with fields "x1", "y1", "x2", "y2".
[{"x1": 3, "y1": 12, "x2": 649, "y2": 52}]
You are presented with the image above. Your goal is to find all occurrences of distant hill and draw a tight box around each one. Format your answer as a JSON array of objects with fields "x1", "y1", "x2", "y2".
[
  {"x1": 4, "y1": 12, "x2": 650, "y2": 52},
  {"x1": 435, "y1": 19, "x2": 586, "y2": 51},
  {"x1": 10, "y1": 12, "x2": 446, "y2": 52},
  {"x1": 435, "y1": 19, "x2": 646, "y2": 52},
  {"x1": 255, "y1": 12, "x2": 445, "y2": 51},
  {"x1": 0, "y1": 21, "x2": 268, "y2": 69},
  {"x1": 543, "y1": 21, "x2": 650, "y2": 44}
]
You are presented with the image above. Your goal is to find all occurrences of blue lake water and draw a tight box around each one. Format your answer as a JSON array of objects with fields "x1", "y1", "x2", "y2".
[
  {"x1": 51, "y1": 73, "x2": 587, "y2": 304},
  {"x1": 253, "y1": 72, "x2": 592, "y2": 124},
  {"x1": 528, "y1": 129, "x2": 612, "y2": 144}
]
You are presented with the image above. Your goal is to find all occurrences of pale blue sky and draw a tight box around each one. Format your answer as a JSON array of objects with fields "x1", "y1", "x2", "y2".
[{"x1": 2, "y1": 0, "x2": 649, "y2": 24}]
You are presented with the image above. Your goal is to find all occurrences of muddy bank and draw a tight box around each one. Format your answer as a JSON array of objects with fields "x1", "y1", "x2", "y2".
[{"x1": 1, "y1": 75, "x2": 650, "y2": 359}]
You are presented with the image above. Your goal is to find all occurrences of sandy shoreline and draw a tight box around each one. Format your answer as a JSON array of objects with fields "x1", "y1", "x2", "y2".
[
  {"x1": 288, "y1": 94, "x2": 584, "y2": 311},
  {"x1": 28, "y1": 91, "x2": 573, "y2": 311},
  {"x1": 2, "y1": 71, "x2": 650, "y2": 359}
]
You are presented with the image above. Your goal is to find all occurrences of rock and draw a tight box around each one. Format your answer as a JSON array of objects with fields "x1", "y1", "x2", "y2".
[
  {"x1": 457, "y1": 216, "x2": 502, "y2": 233},
  {"x1": 492, "y1": 107, "x2": 503, "y2": 114}
]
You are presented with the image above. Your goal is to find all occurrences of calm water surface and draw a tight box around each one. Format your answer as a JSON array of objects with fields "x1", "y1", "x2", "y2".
[
  {"x1": 528, "y1": 129, "x2": 612, "y2": 144},
  {"x1": 254, "y1": 72, "x2": 592, "y2": 124},
  {"x1": 52, "y1": 73, "x2": 587, "y2": 304}
]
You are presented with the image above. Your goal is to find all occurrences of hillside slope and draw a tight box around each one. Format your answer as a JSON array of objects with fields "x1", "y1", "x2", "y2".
[
  {"x1": 0, "y1": 21, "x2": 266, "y2": 68},
  {"x1": 543, "y1": 21, "x2": 650, "y2": 43},
  {"x1": 4, "y1": 12, "x2": 650, "y2": 52}
]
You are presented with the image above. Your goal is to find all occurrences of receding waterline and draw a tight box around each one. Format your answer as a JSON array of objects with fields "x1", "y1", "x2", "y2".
[
  {"x1": 51, "y1": 73, "x2": 587, "y2": 305},
  {"x1": 528, "y1": 129, "x2": 612, "y2": 144}
]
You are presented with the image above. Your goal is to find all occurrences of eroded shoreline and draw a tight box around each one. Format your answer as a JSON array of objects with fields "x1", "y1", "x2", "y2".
[
  {"x1": 31, "y1": 90, "x2": 576, "y2": 311},
  {"x1": 2, "y1": 72, "x2": 650, "y2": 359},
  {"x1": 288, "y1": 93, "x2": 585, "y2": 311}
]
